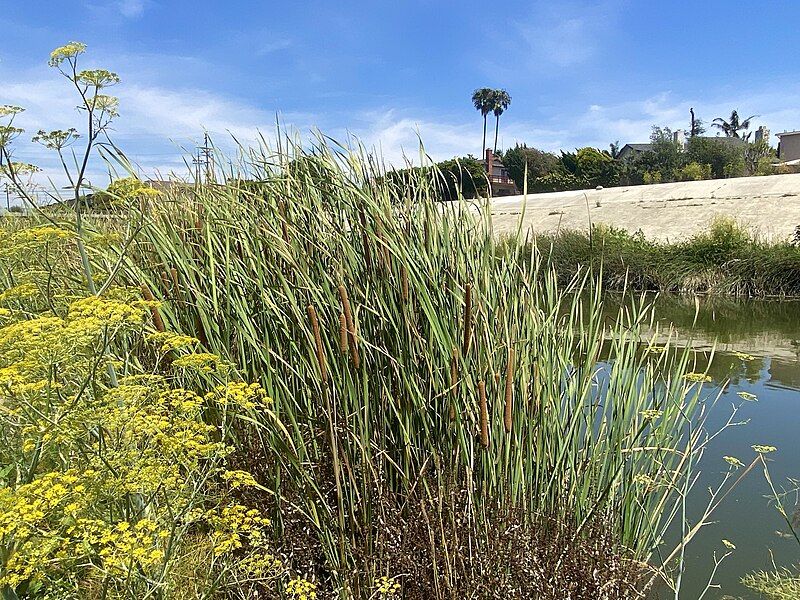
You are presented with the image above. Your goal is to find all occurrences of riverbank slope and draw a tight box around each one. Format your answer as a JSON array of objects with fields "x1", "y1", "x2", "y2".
[{"x1": 489, "y1": 173, "x2": 800, "y2": 242}]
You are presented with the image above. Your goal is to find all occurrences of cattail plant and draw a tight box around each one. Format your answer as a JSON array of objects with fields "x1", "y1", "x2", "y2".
[
  {"x1": 449, "y1": 347, "x2": 458, "y2": 421},
  {"x1": 169, "y1": 267, "x2": 183, "y2": 303},
  {"x1": 478, "y1": 380, "x2": 489, "y2": 449},
  {"x1": 112, "y1": 132, "x2": 715, "y2": 595},
  {"x1": 338, "y1": 312, "x2": 348, "y2": 354},
  {"x1": 338, "y1": 284, "x2": 360, "y2": 369},
  {"x1": 307, "y1": 304, "x2": 328, "y2": 385},
  {"x1": 400, "y1": 266, "x2": 409, "y2": 304},
  {"x1": 462, "y1": 283, "x2": 472, "y2": 356},
  {"x1": 278, "y1": 200, "x2": 290, "y2": 246},
  {"x1": 504, "y1": 347, "x2": 515, "y2": 434},
  {"x1": 140, "y1": 282, "x2": 165, "y2": 332}
]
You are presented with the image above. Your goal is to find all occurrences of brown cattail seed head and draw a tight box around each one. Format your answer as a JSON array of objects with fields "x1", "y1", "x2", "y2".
[
  {"x1": 140, "y1": 283, "x2": 165, "y2": 332},
  {"x1": 339, "y1": 313, "x2": 348, "y2": 354},
  {"x1": 169, "y1": 268, "x2": 181, "y2": 300}
]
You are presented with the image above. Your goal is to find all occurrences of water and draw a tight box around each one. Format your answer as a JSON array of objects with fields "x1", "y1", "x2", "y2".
[{"x1": 606, "y1": 294, "x2": 800, "y2": 598}]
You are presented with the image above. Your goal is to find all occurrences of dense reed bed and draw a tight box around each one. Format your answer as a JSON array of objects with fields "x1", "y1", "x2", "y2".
[
  {"x1": 93, "y1": 137, "x2": 719, "y2": 597},
  {"x1": 532, "y1": 218, "x2": 800, "y2": 296}
]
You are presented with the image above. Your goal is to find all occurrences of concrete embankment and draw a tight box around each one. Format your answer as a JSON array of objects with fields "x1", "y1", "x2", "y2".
[{"x1": 487, "y1": 173, "x2": 800, "y2": 242}]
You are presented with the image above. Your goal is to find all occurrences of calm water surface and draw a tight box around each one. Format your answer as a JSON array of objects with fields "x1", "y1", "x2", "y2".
[{"x1": 609, "y1": 295, "x2": 800, "y2": 599}]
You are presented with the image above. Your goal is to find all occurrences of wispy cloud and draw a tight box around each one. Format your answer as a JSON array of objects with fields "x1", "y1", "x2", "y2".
[
  {"x1": 81, "y1": 0, "x2": 147, "y2": 20},
  {"x1": 117, "y1": 0, "x2": 145, "y2": 18},
  {"x1": 3, "y1": 49, "x2": 799, "y2": 194},
  {"x1": 486, "y1": 0, "x2": 623, "y2": 75}
]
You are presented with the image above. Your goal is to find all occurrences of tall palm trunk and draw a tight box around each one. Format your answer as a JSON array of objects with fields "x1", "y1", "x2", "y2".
[
  {"x1": 493, "y1": 113, "x2": 500, "y2": 155},
  {"x1": 481, "y1": 113, "x2": 487, "y2": 159}
]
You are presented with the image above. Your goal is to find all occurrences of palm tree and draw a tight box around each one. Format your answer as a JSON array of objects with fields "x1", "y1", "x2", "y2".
[
  {"x1": 471, "y1": 88, "x2": 494, "y2": 156},
  {"x1": 712, "y1": 110, "x2": 758, "y2": 139},
  {"x1": 491, "y1": 89, "x2": 511, "y2": 155}
]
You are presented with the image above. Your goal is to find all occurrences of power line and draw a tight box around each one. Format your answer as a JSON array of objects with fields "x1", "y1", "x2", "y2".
[{"x1": 192, "y1": 133, "x2": 214, "y2": 183}]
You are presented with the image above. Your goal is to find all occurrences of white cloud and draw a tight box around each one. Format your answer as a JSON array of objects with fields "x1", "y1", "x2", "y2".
[
  {"x1": 82, "y1": 0, "x2": 147, "y2": 19},
  {"x1": 500, "y1": 0, "x2": 623, "y2": 71},
  {"x1": 3, "y1": 52, "x2": 800, "y2": 200},
  {"x1": 118, "y1": 0, "x2": 145, "y2": 18}
]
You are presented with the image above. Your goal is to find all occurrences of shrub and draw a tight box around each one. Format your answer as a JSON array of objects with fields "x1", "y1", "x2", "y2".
[
  {"x1": 502, "y1": 144, "x2": 560, "y2": 191},
  {"x1": 643, "y1": 170, "x2": 662, "y2": 184},
  {"x1": 676, "y1": 161, "x2": 712, "y2": 181}
]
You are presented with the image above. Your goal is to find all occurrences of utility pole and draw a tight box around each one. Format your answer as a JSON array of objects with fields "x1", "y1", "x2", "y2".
[{"x1": 192, "y1": 133, "x2": 214, "y2": 184}]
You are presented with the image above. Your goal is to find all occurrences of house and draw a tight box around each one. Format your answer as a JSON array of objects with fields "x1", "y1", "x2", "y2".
[
  {"x1": 617, "y1": 143, "x2": 655, "y2": 161},
  {"x1": 776, "y1": 131, "x2": 800, "y2": 162},
  {"x1": 482, "y1": 149, "x2": 518, "y2": 196},
  {"x1": 617, "y1": 132, "x2": 746, "y2": 161}
]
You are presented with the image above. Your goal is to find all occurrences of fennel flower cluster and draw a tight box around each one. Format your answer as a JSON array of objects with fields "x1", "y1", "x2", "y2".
[{"x1": 0, "y1": 277, "x2": 281, "y2": 595}]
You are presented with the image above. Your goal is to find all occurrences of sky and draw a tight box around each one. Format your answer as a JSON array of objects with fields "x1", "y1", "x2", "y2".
[{"x1": 2, "y1": 0, "x2": 800, "y2": 192}]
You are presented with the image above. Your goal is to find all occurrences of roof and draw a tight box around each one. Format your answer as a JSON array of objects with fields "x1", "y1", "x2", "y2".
[
  {"x1": 700, "y1": 135, "x2": 746, "y2": 145},
  {"x1": 776, "y1": 131, "x2": 800, "y2": 138},
  {"x1": 480, "y1": 156, "x2": 507, "y2": 169},
  {"x1": 621, "y1": 143, "x2": 654, "y2": 152}
]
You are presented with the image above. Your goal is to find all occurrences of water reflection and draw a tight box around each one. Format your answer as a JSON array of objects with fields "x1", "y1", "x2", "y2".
[{"x1": 604, "y1": 294, "x2": 800, "y2": 599}]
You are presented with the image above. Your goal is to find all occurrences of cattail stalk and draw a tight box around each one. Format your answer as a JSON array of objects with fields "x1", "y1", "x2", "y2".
[
  {"x1": 307, "y1": 305, "x2": 328, "y2": 385},
  {"x1": 338, "y1": 284, "x2": 360, "y2": 369},
  {"x1": 504, "y1": 347, "x2": 515, "y2": 434},
  {"x1": 140, "y1": 283, "x2": 165, "y2": 332},
  {"x1": 400, "y1": 266, "x2": 409, "y2": 304},
  {"x1": 478, "y1": 380, "x2": 489, "y2": 448},
  {"x1": 449, "y1": 347, "x2": 458, "y2": 421},
  {"x1": 462, "y1": 284, "x2": 473, "y2": 356},
  {"x1": 358, "y1": 209, "x2": 372, "y2": 272},
  {"x1": 375, "y1": 219, "x2": 390, "y2": 271}
]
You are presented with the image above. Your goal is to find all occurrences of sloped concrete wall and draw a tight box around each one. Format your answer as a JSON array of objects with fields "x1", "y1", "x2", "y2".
[{"x1": 487, "y1": 173, "x2": 800, "y2": 242}]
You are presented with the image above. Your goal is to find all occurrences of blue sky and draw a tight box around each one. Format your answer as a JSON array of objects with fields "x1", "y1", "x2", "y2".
[{"x1": 2, "y1": 0, "x2": 800, "y2": 186}]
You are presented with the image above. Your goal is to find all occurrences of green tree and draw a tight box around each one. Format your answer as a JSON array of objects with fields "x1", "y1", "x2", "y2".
[
  {"x1": 712, "y1": 110, "x2": 757, "y2": 139},
  {"x1": 689, "y1": 107, "x2": 706, "y2": 137},
  {"x1": 743, "y1": 139, "x2": 775, "y2": 175},
  {"x1": 471, "y1": 88, "x2": 494, "y2": 157},
  {"x1": 686, "y1": 136, "x2": 745, "y2": 179},
  {"x1": 648, "y1": 126, "x2": 684, "y2": 182},
  {"x1": 569, "y1": 147, "x2": 621, "y2": 188},
  {"x1": 491, "y1": 89, "x2": 511, "y2": 155},
  {"x1": 436, "y1": 155, "x2": 488, "y2": 200},
  {"x1": 501, "y1": 145, "x2": 559, "y2": 191},
  {"x1": 675, "y1": 161, "x2": 712, "y2": 181}
]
